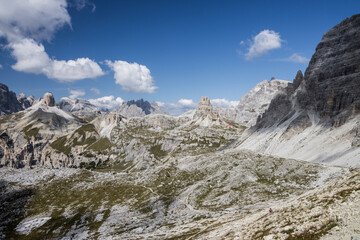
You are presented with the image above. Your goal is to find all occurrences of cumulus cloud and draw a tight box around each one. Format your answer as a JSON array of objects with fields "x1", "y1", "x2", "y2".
[
  {"x1": 245, "y1": 30, "x2": 282, "y2": 60},
  {"x1": 68, "y1": 89, "x2": 85, "y2": 99},
  {"x1": 178, "y1": 99, "x2": 196, "y2": 107},
  {"x1": 211, "y1": 99, "x2": 239, "y2": 109},
  {"x1": 106, "y1": 60, "x2": 157, "y2": 93},
  {"x1": 0, "y1": 0, "x2": 104, "y2": 82},
  {"x1": 88, "y1": 96, "x2": 124, "y2": 110},
  {"x1": 9, "y1": 38, "x2": 104, "y2": 82},
  {"x1": 90, "y1": 87, "x2": 100, "y2": 95},
  {"x1": 0, "y1": 0, "x2": 70, "y2": 42},
  {"x1": 155, "y1": 99, "x2": 196, "y2": 116},
  {"x1": 287, "y1": 53, "x2": 309, "y2": 64}
]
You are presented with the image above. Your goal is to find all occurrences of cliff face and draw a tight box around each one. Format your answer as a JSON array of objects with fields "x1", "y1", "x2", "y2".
[
  {"x1": 0, "y1": 83, "x2": 24, "y2": 116},
  {"x1": 236, "y1": 14, "x2": 360, "y2": 167},
  {"x1": 303, "y1": 14, "x2": 360, "y2": 123}
]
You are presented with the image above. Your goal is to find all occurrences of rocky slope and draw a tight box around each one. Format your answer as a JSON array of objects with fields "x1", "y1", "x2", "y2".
[
  {"x1": 117, "y1": 99, "x2": 167, "y2": 118},
  {"x1": 235, "y1": 14, "x2": 360, "y2": 167},
  {"x1": 0, "y1": 150, "x2": 349, "y2": 239}
]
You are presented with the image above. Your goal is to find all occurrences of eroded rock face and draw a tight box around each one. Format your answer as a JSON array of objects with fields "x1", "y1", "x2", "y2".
[
  {"x1": 43, "y1": 92, "x2": 55, "y2": 107},
  {"x1": 0, "y1": 83, "x2": 23, "y2": 115},
  {"x1": 293, "y1": 70, "x2": 304, "y2": 90},
  {"x1": 303, "y1": 14, "x2": 360, "y2": 124},
  {"x1": 194, "y1": 96, "x2": 219, "y2": 120}
]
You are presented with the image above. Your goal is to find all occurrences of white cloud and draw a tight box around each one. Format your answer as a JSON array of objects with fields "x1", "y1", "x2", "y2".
[
  {"x1": 155, "y1": 99, "x2": 196, "y2": 116},
  {"x1": 68, "y1": 89, "x2": 85, "y2": 99},
  {"x1": 88, "y1": 95, "x2": 124, "y2": 110},
  {"x1": 10, "y1": 38, "x2": 50, "y2": 74},
  {"x1": 48, "y1": 58, "x2": 104, "y2": 82},
  {"x1": 90, "y1": 87, "x2": 100, "y2": 95},
  {"x1": 0, "y1": 0, "x2": 104, "y2": 82},
  {"x1": 287, "y1": 53, "x2": 309, "y2": 64},
  {"x1": 211, "y1": 99, "x2": 239, "y2": 109},
  {"x1": 9, "y1": 38, "x2": 104, "y2": 82},
  {"x1": 0, "y1": 64, "x2": 3, "y2": 69},
  {"x1": 106, "y1": 60, "x2": 157, "y2": 93},
  {"x1": 178, "y1": 99, "x2": 196, "y2": 107},
  {"x1": 0, "y1": 0, "x2": 70, "y2": 42},
  {"x1": 246, "y1": 30, "x2": 282, "y2": 60}
]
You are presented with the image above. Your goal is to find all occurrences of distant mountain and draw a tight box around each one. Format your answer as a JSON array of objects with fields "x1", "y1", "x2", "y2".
[
  {"x1": 58, "y1": 97, "x2": 102, "y2": 119},
  {"x1": 234, "y1": 79, "x2": 291, "y2": 127},
  {"x1": 117, "y1": 99, "x2": 167, "y2": 118},
  {"x1": 17, "y1": 93, "x2": 35, "y2": 109}
]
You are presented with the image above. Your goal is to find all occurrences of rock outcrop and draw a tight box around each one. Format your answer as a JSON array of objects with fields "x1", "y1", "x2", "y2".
[
  {"x1": 0, "y1": 83, "x2": 23, "y2": 115},
  {"x1": 236, "y1": 14, "x2": 360, "y2": 167},
  {"x1": 117, "y1": 99, "x2": 167, "y2": 118},
  {"x1": 43, "y1": 92, "x2": 55, "y2": 107},
  {"x1": 194, "y1": 96, "x2": 219, "y2": 120}
]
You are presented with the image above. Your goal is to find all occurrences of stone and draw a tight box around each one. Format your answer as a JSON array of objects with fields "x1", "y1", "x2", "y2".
[
  {"x1": 293, "y1": 70, "x2": 304, "y2": 90},
  {"x1": 117, "y1": 99, "x2": 167, "y2": 118},
  {"x1": 194, "y1": 96, "x2": 219, "y2": 120},
  {"x1": 43, "y1": 92, "x2": 55, "y2": 107},
  {"x1": 0, "y1": 83, "x2": 24, "y2": 115}
]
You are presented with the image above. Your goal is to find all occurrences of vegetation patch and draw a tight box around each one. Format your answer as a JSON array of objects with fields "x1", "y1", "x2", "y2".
[
  {"x1": 22, "y1": 124, "x2": 40, "y2": 142},
  {"x1": 88, "y1": 138, "x2": 112, "y2": 152},
  {"x1": 50, "y1": 136, "x2": 71, "y2": 155},
  {"x1": 149, "y1": 144, "x2": 167, "y2": 159}
]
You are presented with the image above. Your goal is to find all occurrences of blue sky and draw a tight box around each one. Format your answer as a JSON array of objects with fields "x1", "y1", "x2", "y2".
[{"x1": 0, "y1": 0, "x2": 359, "y2": 114}]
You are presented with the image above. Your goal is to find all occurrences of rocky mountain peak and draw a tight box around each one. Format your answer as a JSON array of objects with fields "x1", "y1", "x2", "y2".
[
  {"x1": 118, "y1": 99, "x2": 166, "y2": 118},
  {"x1": 194, "y1": 96, "x2": 219, "y2": 119},
  {"x1": 43, "y1": 92, "x2": 55, "y2": 107},
  {"x1": 17, "y1": 93, "x2": 33, "y2": 109},
  {"x1": 293, "y1": 70, "x2": 304, "y2": 90},
  {"x1": 232, "y1": 79, "x2": 290, "y2": 127}
]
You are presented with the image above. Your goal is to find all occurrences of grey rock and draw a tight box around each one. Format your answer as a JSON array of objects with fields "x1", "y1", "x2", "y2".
[
  {"x1": 17, "y1": 93, "x2": 33, "y2": 109},
  {"x1": 43, "y1": 92, "x2": 55, "y2": 107},
  {"x1": 0, "y1": 83, "x2": 23, "y2": 115},
  {"x1": 117, "y1": 99, "x2": 167, "y2": 118},
  {"x1": 194, "y1": 96, "x2": 219, "y2": 120},
  {"x1": 59, "y1": 97, "x2": 102, "y2": 119}
]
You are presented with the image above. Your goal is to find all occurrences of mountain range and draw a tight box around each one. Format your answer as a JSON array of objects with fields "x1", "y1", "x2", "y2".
[{"x1": 0, "y1": 14, "x2": 360, "y2": 240}]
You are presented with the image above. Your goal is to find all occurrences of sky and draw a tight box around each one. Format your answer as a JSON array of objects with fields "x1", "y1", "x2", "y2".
[{"x1": 0, "y1": 0, "x2": 359, "y2": 114}]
